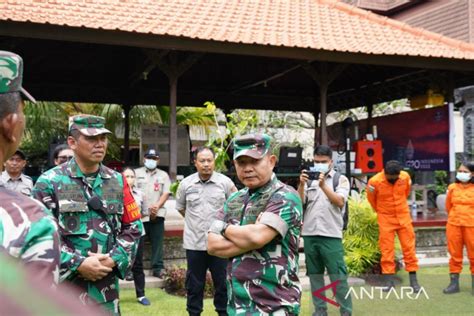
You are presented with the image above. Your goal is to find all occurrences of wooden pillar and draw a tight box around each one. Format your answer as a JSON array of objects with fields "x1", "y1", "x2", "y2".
[
  {"x1": 367, "y1": 103, "x2": 374, "y2": 135},
  {"x1": 319, "y1": 81, "x2": 329, "y2": 145},
  {"x1": 302, "y1": 61, "x2": 346, "y2": 146},
  {"x1": 122, "y1": 104, "x2": 132, "y2": 164},
  {"x1": 313, "y1": 109, "x2": 320, "y2": 149},
  {"x1": 168, "y1": 76, "x2": 178, "y2": 181}
]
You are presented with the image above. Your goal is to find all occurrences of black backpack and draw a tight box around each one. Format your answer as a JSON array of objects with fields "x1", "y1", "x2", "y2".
[{"x1": 333, "y1": 172, "x2": 349, "y2": 231}]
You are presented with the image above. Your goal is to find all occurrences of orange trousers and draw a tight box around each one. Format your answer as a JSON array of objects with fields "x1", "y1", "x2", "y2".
[
  {"x1": 446, "y1": 223, "x2": 474, "y2": 274},
  {"x1": 379, "y1": 223, "x2": 419, "y2": 274}
]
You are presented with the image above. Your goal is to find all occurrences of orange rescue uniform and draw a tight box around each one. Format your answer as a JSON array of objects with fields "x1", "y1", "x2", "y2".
[
  {"x1": 367, "y1": 170, "x2": 418, "y2": 274},
  {"x1": 445, "y1": 182, "x2": 474, "y2": 274}
]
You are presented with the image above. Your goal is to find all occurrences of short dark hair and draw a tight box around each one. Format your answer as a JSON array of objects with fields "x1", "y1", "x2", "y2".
[
  {"x1": 314, "y1": 145, "x2": 332, "y2": 158},
  {"x1": 68, "y1": 129, "x2": 81, "y2": 140},
  {"x1": 194, "y1": 146, "x2": 215, "y2": 160},
  {"x1": 385, "y1": 160, "x2": 402, "y2": 175},
  {"x1": 0, "y1": 92, "x2": 21, "y2": 120},
  {"x1": 53, "y1": 144, "x2": 70, "y2": 160}
]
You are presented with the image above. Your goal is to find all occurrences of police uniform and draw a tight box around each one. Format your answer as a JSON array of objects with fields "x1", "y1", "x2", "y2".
[
  {"x1": 32, "y1": 115, "x2": 142, "y2": 315},
  {"x1": 1, "y1": 171, "x2": 33, "y2": 196},
  {"x1": 176, "y1": 171, "x2": 235, "y2": 315}
]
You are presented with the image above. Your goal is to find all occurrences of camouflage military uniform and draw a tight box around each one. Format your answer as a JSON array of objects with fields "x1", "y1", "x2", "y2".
[
  {"x1": 217, "y1": 174, "x2": 303, "y2": 315},
  {"x1": 33, "y1": 159, "x2": 142, "y2": 314},
  {"x1": 0, "y1": 178, "x2": 60, "y2": 285}
]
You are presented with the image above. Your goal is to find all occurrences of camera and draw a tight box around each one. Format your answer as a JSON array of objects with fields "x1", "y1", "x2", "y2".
[{"x1": 306, "y1": 171, "x2": 321, "y2": 181}]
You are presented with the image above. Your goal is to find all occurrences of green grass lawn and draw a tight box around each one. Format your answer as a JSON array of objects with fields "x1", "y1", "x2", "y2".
[{"x1": 120, "y1": 265, "x2": 473, "y2": 316}]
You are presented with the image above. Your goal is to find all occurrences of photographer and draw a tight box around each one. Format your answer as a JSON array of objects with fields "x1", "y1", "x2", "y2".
[{"x1": 297, "y1": 145, "x2": 352, "y2": 316}]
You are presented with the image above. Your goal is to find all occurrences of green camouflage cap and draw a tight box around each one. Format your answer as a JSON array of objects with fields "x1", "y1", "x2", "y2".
[
  {"x1": 0, "y1": 51, "x2": 36, "y2": 103},
  {"x1": 68, "y1": 114, "x2": 112, "y2": 136},
  {"x1": 233, "y1": 133, "x2": 272, "y2": 160}
]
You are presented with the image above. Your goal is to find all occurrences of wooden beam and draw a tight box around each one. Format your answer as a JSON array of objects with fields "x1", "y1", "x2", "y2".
[{"x1": 231, "y1": 64, "x2": 301, "y2": 93}]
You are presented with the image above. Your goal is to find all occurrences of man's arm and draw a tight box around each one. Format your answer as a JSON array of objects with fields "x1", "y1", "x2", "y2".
[
  {"x1": 207, "y1": 232, "x2": 252, "y2": 258},
  {"x1": 366, "y1": 180, "x2": 377, "y2": 211},
  {"x1": 297, "y1": 171, "x2": 308, "y2": 201},
  {"x1": 19, "y1": 203, "x2": 61, "y2": 285},
  {"x1": 222, "y1": 223, "x2": 279, "y2": 251},
  {"x1": 319, "y1": 174, "x2": 345, "y2": 208}
]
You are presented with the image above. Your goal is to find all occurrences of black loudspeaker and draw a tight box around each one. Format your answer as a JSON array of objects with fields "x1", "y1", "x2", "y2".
[{"x1": 278, "y1": 147, "x2": 302, "y2": 167}]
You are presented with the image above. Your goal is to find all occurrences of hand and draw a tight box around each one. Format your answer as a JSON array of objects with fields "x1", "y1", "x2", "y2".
[
  {"x1": 77, "y1": 255, "x2": 113, "y2": 282},
  {"x1": 318, "y1": 172, "x2": 326, "y2": 188},
  {"x1": 88, "y1": 252, "x2": 116, "y2": 269},
  {"x1": 299, "y1": 170, "x2": 309, "y2": 185}
]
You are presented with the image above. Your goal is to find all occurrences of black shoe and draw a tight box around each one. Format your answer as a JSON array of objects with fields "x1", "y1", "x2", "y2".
[
  {"x1": 382, "y1": 274, "x2": 395, "y2": 292},
  {"x1": 409, "y1": 272, "x2": 421, "y2": 293},
  {"x1": 152, "y1": 270, "x2": 166, "y2": 279},
  {"x1": 125, "y1": 272, "x2": 134, "y2": 281},
  {"x1": 443, "y1": 273, "x2": 460, "y2": 294},
  {"x1": 217, "y1": 313, "x2": 228, "y2": 316}
]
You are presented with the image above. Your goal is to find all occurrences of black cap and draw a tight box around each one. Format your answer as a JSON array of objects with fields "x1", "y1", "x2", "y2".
[{"x1": 144, "y1": 149, "x2": 159, "y2": 158}]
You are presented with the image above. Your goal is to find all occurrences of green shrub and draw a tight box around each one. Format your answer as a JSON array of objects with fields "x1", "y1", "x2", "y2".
[
  {"x1": 164, "y1": 266, "x2": 215, "y2": 298},
  {"x1": 343, "y1": 192, "x2": 381, "y2": 276}
]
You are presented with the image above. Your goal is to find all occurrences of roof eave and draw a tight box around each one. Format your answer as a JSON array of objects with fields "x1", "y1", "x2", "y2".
[{"x1": 1, "y1": 20, "x2": 473, "y2": 71}]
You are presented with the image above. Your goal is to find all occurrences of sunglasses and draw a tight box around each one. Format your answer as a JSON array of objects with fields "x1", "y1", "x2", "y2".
[{"x1": 57, "y1": 155, "x2": 74, "y2": 163}]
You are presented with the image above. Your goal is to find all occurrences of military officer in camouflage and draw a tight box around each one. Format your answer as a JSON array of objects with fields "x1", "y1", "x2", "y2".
[
  {"x1": 0, "y1": 50, "x2": 60, "y2": 286},
  {"x1": 33, "y1": 114, "x2": 143, "y2": 315},
  {"x1": 208, "y1": 133, "x2": 303, "y2": 315}
]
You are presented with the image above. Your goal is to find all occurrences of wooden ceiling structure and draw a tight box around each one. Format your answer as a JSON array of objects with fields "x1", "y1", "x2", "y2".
[{"x1": 1, "y1": 0, "x2": 474, "y2": 178}]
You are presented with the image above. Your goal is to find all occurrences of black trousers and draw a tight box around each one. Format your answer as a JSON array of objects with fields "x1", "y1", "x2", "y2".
[
  {"x1": 132, "y1": 236, "x2": 146, "y2": 298},
  {"x1": 185, "y1": 250, "x2": 228, "y2": 315}
]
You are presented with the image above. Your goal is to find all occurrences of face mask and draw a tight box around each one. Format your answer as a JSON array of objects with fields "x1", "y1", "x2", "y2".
[
  {"x1": 387, "y1": 178, "x2": 398, "y2": 184},
  {"x1": 313, "y1": 163, "x2": 330, "y2": 174},
  {"x1": 456, "y1": 172, "x2": 471, "y2": 183},
  {"x1": 144, "y1": 159, "x2": 157, "y2": 170}
]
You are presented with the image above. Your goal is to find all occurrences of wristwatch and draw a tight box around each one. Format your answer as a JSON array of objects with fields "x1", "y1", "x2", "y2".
[{"x1": 208, "y1": 220, "x2": 229, "y2": 236}]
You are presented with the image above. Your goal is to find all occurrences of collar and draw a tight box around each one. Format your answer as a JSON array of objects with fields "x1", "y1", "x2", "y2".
[
  {"x1": 66, "y1": 158, "x2": 111, "y2": 180},
  {"x1": 193, "y1": 171, "x2": 217, "y2": 184},
  {"x1": 145, "y1": 167, "x2": 158, "y2": 175},
  {"x1": 1, "y1": 171, "x2": 22, "y2": 182},
  {"x1": 244, "y1": 173, "x2": 277, "y2": 197}
]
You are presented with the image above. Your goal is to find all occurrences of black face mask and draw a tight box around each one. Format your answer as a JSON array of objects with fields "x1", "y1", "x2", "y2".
[{"x1": 387, "y1": 178, "x2": 398, "y2": 184}]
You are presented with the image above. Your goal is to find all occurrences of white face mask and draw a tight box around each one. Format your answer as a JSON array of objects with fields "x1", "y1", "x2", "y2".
[
  {"x1": 144, "y1": 159, "x2": 157, "y2": 170},
  {"x1": 313, "y1": 163, "x2": 330, "y2": 174},
  {"x1": 456, "y1": 172, "x2": 471, "y2": 183}
]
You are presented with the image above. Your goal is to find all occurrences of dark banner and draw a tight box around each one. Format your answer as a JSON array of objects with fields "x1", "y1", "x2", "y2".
[{"x1": 328, "y1": 105, "x2": 450, "y2": 171}]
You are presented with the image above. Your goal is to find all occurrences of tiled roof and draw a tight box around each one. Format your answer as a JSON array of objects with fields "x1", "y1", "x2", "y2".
[{"x1": 1, "y1": 0, "x2": 474, "y2": 60}]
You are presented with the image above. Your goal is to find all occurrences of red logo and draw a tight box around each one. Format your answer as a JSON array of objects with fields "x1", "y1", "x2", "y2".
[{"x1": 312, "y1": 280, "x2": 341, "y2": 307}]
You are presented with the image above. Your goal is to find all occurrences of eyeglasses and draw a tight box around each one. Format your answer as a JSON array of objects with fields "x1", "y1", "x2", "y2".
[{"x1": 57, "y1": 155, "x2": 74, "y2": 163}]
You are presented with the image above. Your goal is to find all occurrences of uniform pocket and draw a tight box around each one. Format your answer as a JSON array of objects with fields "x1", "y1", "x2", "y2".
[{"x1": 58, "y1": 202, "x2": 88, "y2": 236}]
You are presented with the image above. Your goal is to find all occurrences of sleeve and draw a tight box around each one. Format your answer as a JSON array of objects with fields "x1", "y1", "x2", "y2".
[
  {"x1": 366, "y1": 179, "x2": 377, "y2": 211},
  {"x1": 162, "y1": 172, "x2": 171, "y2": 194},
  {"x1": 445, "y1": 184, "x2": 453, "y2": 214},
  {"x1": 20, "y1": 204, "x2": 61, "y2": 285},
  {"x1": 406, "y1": 175, "x2": 412, "y2": 198},
  {"x1": 335, "y1": 174, "x2": 350, "y2": 202},
  {"x1": 109, "y1": 176, "x2": 143, "y2": 279},
  {"x1": 175, "y1": 181, "x2": 186, "y2": 210},
  {"x1": 224, "y1": 177, "x2": 236, "y2": 198},
  {"x1": 33, "y1": 175, "x2": 87, "y2": 281},
  {"x1": 259, "y1": 190, "x2": 303, "y2": 237}
]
